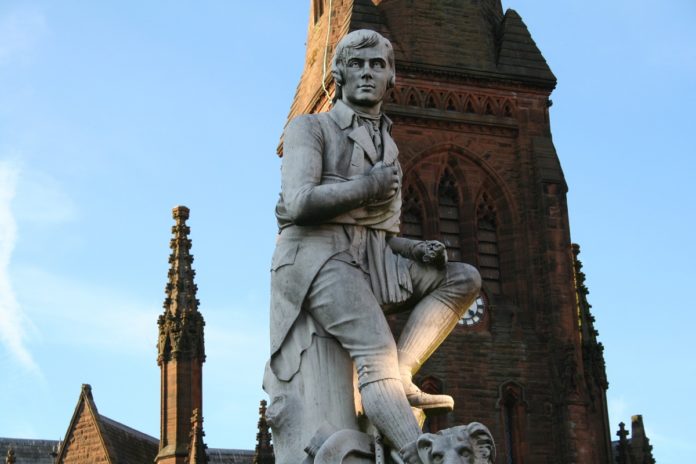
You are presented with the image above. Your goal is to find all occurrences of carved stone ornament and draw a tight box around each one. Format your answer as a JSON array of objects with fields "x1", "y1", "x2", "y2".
[{"x1": 157, "y1": 205, "x2": 206, "y2": 364}]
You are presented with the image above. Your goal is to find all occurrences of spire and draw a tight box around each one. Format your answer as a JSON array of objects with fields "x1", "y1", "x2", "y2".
[
  {"x1": 158, "y1": 206, "x2": 205, "y2": 365},
  {"x1": 156, "y1": 206, "x2": 206, "y2": 464},
  {"x1": 285, "y1": 0, "x2": 554, "y2": 131},
  {"x1": 497, "y1": 9, "x2": 556, "y2": 86},
  {"x1": 165, "y1": 206, "x2": 198, "y2": 317},
  {"x1": 187, "y1": 409, "x2": 208, "y2": 464},
  {"x1": 253, "y1": 400, "x2": 274, "y2": 464}
]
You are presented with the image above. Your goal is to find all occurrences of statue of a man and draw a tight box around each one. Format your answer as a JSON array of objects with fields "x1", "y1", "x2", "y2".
[{"x1": 268, "y1": 29, "x2": 482, "y2": 463}]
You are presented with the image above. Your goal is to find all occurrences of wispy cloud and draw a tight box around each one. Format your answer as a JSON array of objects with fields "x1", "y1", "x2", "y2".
[
  {"x1": 13, "y1": 265, "x2": 156, "y2": 357},
  {"x1": 0, "y1": 5, "x2": 47, "y2": 66},
  {"x1": 14, "y1": 168, "x2": 78, "y2": 224},
  {"x1": 0, "y1": 159, "x2": 39, "y2": 373}
]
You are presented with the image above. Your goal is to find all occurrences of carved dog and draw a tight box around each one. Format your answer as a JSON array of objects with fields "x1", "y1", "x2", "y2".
[{"x1": 416, "y1": 423, "x2": 496, "y2": 464}]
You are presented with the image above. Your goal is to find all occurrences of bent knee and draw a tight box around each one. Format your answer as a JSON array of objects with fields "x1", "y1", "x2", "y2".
[
  {"x1": 447, "y1": 262, "x2": 481, "y2": 292},
  {"x1": 440, "y1": 262, "x2": 482, "y2": 311}
]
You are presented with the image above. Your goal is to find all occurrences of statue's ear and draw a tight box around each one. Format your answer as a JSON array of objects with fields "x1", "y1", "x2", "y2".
[
  {"x1": 467, "y1": 423, "x2": 496, "y2": 464},
  {"x1": 331, "y1": 67, "x2": 343, "y2": 87},
  {"x1": 416, "y1": 434, "x2": 436, "y2": 463}
]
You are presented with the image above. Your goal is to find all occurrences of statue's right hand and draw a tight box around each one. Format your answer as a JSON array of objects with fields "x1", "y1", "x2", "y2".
[{"x1": 368, "y1": 162, "x2": 400, "y2": 201}]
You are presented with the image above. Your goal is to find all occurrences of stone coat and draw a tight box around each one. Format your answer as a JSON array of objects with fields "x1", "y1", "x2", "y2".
[{"x1": 270, "y1": 101, "x2": 402, "y2": 378}]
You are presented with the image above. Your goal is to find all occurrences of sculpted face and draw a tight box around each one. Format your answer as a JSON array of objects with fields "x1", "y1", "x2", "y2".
[{"x1": 340, "y1": 43, "x2": 392, "y2": 115}]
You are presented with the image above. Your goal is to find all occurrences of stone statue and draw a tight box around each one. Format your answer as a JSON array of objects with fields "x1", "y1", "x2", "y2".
[{"x1": 265, "y1": 29, "x2": 491, "y2": 464}]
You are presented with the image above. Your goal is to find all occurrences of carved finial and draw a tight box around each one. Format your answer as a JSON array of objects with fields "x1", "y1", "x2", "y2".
[
  {"x1": 81, "y1": 383, "x2": 94, "y2": 401},
  {"x1": 187, "y1": 408, "x2": 209, "y2": 464},
  {"x1": 158, "y1": 206, "x2": 205, "y2": 365},
  {"x1": 173, "y1": 205, "x2": 190, "y2": 223},
  {"x1": 254, "y1": 400, "x2": 274, "y2": 464},
  {"x1": 165, "y1": 205, "x2": 198, "y2": 316},
  {"x1": 5, "y1": 446, "x2": 16, "y2": 464},
  {"x1": 615, "y1": 422, "x2": 630, "y2": 464}
]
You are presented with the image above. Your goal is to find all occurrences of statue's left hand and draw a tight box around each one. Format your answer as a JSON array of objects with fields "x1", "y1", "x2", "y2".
[{"x1": 413, "y1": 240, "x2": 447, "y2": 269}]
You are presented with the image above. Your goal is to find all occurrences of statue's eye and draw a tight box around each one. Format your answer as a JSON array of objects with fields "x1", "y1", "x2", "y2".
[{"x1": 458, "y1": 447, "x2": 472, "y2": 458}]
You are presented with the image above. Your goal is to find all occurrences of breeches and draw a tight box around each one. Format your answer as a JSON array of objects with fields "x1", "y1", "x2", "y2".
[{"x1": 304, "y1": 257, "x2": 479, "y2": 388}]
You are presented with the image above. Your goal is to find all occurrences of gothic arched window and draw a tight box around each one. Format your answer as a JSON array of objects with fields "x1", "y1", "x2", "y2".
[
  {"x1": 499, "y1": 382, "x2": 526, "y2": 464},
  {"x1": 438, "y1": 170, "x2": 462, "y2": 261},
  {"x1": 402, "y1": 187, "x2": 424, "y2": 240},
  {"x1": 476, "y1": 193, "x2": 501, "y2": 294}
]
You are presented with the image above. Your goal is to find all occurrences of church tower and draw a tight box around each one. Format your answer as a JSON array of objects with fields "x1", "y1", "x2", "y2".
[
  {"x1": 284, "y1": 1, "x2": 612, "y2": 462},
  {"x1": 156, "y1": 206, "x2": 206, "y2": 464}
]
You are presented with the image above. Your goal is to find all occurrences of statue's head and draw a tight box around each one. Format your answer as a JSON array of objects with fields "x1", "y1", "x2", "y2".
[{"x1": 332, "y1": 29, "x2": 395, "y2": 112}]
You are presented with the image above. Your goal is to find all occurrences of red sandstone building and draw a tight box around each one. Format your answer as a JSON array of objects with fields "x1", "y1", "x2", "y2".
[{"x1": 2, "y1": 1, "x2": 654, "y2": 463}]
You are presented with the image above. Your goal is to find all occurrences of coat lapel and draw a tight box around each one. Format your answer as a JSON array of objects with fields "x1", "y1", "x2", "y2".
[
  {"x1": 348, "y1": 125, "x2": 378, "y2": 165},
  {"x1": 382, "y1": 129, "x2": 398, "y2": 166}
]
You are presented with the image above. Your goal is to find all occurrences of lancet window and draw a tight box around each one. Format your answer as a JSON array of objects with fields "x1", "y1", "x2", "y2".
[
  {"x1": 402, "y1": 187, "x2": 425, "y2": 240},
  {"x1": 500, "y1": 382, "x2": 525, "y2": 464},
  {"x1": 438, "y1": 170, "x2": 462, "y2": 261},
  {"x1": 476, "y1": 193, "x2": 501, "y2": 294}
]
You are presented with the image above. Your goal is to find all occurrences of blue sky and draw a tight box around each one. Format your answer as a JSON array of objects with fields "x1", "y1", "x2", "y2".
[{"x1": 0, "y1": 1, "x2": 694, "y2": 463}]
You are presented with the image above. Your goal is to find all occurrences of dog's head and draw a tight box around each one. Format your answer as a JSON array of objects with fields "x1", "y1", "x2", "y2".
[{"x1": 416, "y1": 423, "x2": 495, "y2": 464}]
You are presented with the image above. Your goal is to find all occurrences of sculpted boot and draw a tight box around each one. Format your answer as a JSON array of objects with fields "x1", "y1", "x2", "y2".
[{"x1": 397, "y1": 296, "x2": 468, "y2": 410}]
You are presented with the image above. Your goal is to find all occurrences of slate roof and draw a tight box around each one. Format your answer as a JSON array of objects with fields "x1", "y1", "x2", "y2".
[
  {"x1": 99, "y1": 415, "x2": 158, "y2": 464},
  {"x1": 0, "y1": 436, "x2": 255, "y2": 464},
  {"x1": 0, "y1": 438, "x2": 58, "y2": 464}
]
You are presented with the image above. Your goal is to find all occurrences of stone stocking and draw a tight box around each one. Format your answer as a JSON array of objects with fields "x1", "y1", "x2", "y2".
[
  {"x1": 359, "y1": 378, "x2": 421, "y2": 452},
  {"x1": 397, "y1": 295, "x2": 466, "y2": 409}
]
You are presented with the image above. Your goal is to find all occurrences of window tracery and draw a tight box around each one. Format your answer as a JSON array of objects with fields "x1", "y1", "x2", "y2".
[
  {"x1": 402, "y1": 187, "x2": 425, "y2": 240},
  {"x1": 438, "y1": 170, "x2": 462, "y2": 261}
]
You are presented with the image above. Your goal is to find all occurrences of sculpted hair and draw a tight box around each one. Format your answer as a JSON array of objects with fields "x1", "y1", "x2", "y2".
[{"x1": 332, "y1": 29, "x2": 395, "y2": 101}]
